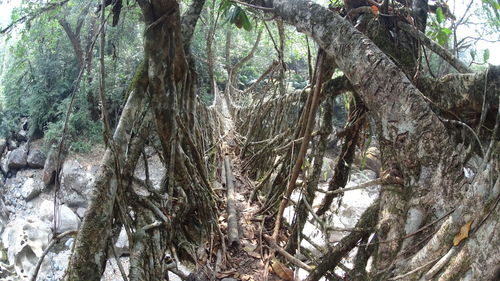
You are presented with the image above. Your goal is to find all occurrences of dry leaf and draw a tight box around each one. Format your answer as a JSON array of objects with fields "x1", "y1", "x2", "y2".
[
  {"x1": 453, "y1": 220, "x2": 473, "y2": 246},
  {"x1": 271, "y1": 258, "x2": 294, "y2": 281}
]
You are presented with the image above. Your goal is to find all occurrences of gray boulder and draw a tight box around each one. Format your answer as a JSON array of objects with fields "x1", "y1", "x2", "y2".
[
  {"x1": 59, "y1": 160, "x2": 92, "y2": 208},
  {"x1": 20, "y1": 178, "x2": 43, "y2": 201},
  {"x1": 0, "y1": 138, "x2": 6, "y2": 155},
  {"x1": 1, "y1": 151, "x2": 10, "y2": 175},
  {"x1": 42, "y1": 149, "x2": 62, "y2": 186},
  {"x1": 7, "y1": 146, "x2": 28, "y2": 170},
  {"x1": 39, "y1": 200, "x2": 80, "y2": 233},
  {"x1": 115, "y1": 227, "x2": 129, "y2": 257},
  {"x1": 15, "y1": 130, "x2": 28, "y2": 142},
  {"x1": 27, "y1": 149, "x2": 46, "y2": 169},
  {"x1": 7, "y1": 140, "x2": 18, "y2": 151},
  {"x1": 1, "y1": 217, "x2": 51, "y2": 279},
  {"x1": 0, "y1": 198, "x2": 9, "y2": 234}
]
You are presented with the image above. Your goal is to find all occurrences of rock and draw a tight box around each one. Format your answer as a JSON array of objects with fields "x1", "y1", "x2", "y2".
[
  {"x1": 0, "y1": 198, "x2": 9, "y2": 234},
  {"x1": 7, "y1": 139, "x2": 18, "y2": 151},
  {"x1": 1, "y1": 217, "x2": 52, "y2": 279},
  {"x1": 363, "y1": 147, "x2": 380, "y2": 176},
  {"x1": 39, "y1": 200, "x2": 80, "y2": 233},
  {"x1": 27, "y1": 149, "x2": 46, "y2": 169},
  {"x1": 65, "y1": 238, "x2": 74, "y2": 249},
  {"x1": 42, "y1": 150, "x2": 58, "y2": 186},
  {"x1": 37, "y1": 249, "x2": 71, "y2": 281},
  {"x1": 76, "y1": 207, "x2": 86, "y2": 218},
  {"x1": 59, "y1": 159, "x2": 92, "y2": 208},
  {"x1": 1, "y1": 151, "x2": 11, "y2": 175},
  {"x1": 20, "y1": 178, "x2": 42, "y2": 201},
  {"x1": 0, "y1": 138, "x2": 6, "y2": 155},
  {"x1": 7, "y1": 146, "x2": 28, "y2": 170},
  {"x1": 115, "y1": 227, "x2": 129, "y2": 257},
  {"x1": 16, "y1": 130, "x2": 28, "y2": 142},
  {"x1": 355, "y1": 147, "x2": 381, "y2": 177}
]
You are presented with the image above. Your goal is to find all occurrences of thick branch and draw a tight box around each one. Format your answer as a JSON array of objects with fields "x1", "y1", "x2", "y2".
[
  {"x1": 181, "y1": 0, "x2": 206, "y2": 51},
  {"x1": 416, "y1": 65, "x2": 499, "y2": 119},
  {"x1": 58, "y1": 18, "x2": 85, "y2": 68}
]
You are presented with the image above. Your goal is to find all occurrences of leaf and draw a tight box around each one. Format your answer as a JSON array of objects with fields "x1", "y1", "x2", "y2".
[
  {"x1": 436, "y1": 7, "x2": 444, "y2": 24},
  {"x1": 228, "y1": 6, "x2": 242, "y2": 24},
  {"x1": 453, "y1": 220, "x2": 473, "y2": 246},
  {"x1": 441, "y1": 27, "x2": 452, "y2": 35},
  {"x1": 218, "y1": 0, "x2": 232, "y2": 13},
  {"x1": 483, "y1": 49, "x2": 490, "y2": 62},
  {"x1": 436, "y1": 29, "x2": 450, "y2": 46},
  {"x1": 239, "y1": 10, "x2": 253, "y2": 31},
  {"x1": 470, "y1": 50, "x2": 476, "y2": 61},
  {"x1": 271, "y1": 258, "x2": 294, "y2": 281}
]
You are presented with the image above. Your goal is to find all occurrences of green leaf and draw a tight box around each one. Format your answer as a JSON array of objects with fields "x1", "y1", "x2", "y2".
[
  {"x1": 239, "y1": 10, "x2": 253, "y2": 31},
  {"x1": 436, "y1": 28, "x2": 450, "y2": 46},
  {"x1": 227, "y1": 6, "x2": 241, "y2": 24},
  {"x1": 470, "y1": 50, "x2": 476, "y2": 61},
  {"x1": 436, "y1": 7, "x2": 444, "y2": 24},
  {"x1": 483, "y1": 49, "x2": 490, "y2": 62},
  {"x1": 441, "y1": 27, "x2": 452, "y2": 35},
  {"x1": 219, "y1": 0, "x2": 232, "y2": 14}
]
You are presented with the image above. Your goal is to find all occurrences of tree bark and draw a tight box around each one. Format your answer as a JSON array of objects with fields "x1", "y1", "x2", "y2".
[{"x1": 65, "y1": 64, "x2": 148, "y2": 281}]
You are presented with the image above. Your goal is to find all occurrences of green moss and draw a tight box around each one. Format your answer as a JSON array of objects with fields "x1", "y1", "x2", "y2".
[{"x1": 124, "y1": 60, "x2": 146, "y2": 102}]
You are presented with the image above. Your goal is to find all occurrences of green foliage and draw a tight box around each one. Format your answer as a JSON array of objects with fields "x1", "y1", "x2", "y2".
[
  {"x1": 427, "y1": 12, "x2": 452, "y2": 46},
  {"x1": 436, "y1": 7, "x2": 445, "y2": 24},
  {"x1": 0, "y1": 0, "x2": 142, "y2": 152},
  {"x1": 481, "y1": 0, "x2": 500, "y2": 27},
  {"x1": 483, "y1": 49, "x2": 490, "y2": 62}
]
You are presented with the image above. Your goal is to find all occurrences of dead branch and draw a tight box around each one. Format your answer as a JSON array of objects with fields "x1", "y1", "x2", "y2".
[
  {"x1": 264, "y1": 234, "x2": 312, "y2": 271},
  {"x1": 225, "y1": 156, "x2": 240, "y2": 247}
]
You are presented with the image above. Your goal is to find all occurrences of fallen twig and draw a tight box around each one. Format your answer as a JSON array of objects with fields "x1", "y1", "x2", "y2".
[{"x1": 264, "y1": 234, "x2": 312, "y2": 271}]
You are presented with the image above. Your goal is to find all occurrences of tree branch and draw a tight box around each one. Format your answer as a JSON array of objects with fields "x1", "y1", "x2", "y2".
[{"x1": 397, "y1": 22, "x2": 471, "y2": 73}]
